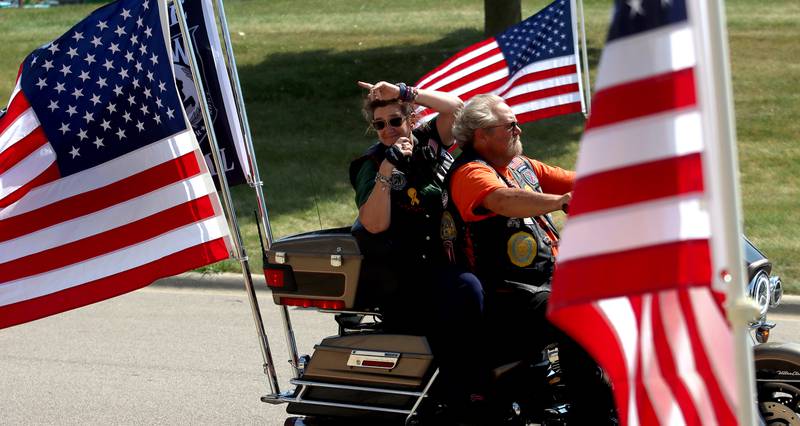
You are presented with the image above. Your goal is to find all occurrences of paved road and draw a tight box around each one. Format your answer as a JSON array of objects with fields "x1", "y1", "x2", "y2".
[
  {"x1": 1, "y1": 280, "x2": 798, "y2": 425},
  {"x1": 0, "y1": 285, "x2": 336, "y2": 425},
  {"x1": 767, "y1": 305, "x2": 800, "y2": 343}
]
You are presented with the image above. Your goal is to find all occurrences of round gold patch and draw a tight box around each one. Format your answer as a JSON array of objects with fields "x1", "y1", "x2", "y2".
[
  {"x1": 507, "y1": 231, "x2": 537, "y2": 267},
  {"x1": 440, "y1": 211, "x2": 457, "y2": 241}
]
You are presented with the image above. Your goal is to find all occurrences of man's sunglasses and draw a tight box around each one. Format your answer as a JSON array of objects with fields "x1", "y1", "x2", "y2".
[
  {"x1": 371, "y1": 116, "x2": 405, "y2": 131},
  {"x1": 485, "y1": 121, "x2": 521, "y2": 132}
]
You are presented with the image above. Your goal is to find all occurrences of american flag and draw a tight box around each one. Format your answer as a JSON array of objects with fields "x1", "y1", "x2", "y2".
[
  {"x1": 415, "y1": 0, "x2": 585, "y2": 124},
  {"x1": 0, "y1": 0, "x2": 232, "y2": 329},
  {"x1": 548, "y1": 0, "x2": 739, "y2": 424}
]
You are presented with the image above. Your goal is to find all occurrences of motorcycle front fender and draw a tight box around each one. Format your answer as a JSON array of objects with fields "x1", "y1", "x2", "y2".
[{"x1": 754, "y1": 342, "x2": 800, "y2": 381}]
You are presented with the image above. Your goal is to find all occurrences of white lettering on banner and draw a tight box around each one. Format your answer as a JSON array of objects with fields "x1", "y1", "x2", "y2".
[
  {"x1": 168, "y1": 1, "x2": 187, "y2": 27},
  {"x1": 172, "y1": 36, "x2": 189, "y2": 65},
  {"x1": 204, "y1": 148, "x2": 236, "y2": 176}
]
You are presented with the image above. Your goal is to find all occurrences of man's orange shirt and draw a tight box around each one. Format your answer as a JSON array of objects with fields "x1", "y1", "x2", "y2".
[{"x1": 450, "y1": 157, "x2": 575, "y2": 255}]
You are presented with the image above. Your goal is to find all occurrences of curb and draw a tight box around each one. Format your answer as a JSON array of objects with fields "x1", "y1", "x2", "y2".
[
  {"x1": 153, "y1": 272, "x2": 800, "y2": 313},
  {"x1": 774, "y1": 294, "x2": 800, "y2": 316},
  {"x1": 152, "y1": 272, "x2": 265, "y2": 291}
]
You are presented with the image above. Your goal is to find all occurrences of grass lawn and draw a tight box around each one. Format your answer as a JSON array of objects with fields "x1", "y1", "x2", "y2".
[{"x1": 1, "y1": 0, "x2": 798, "y2": 291}]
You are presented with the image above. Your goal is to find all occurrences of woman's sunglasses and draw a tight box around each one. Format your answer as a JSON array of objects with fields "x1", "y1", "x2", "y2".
[{"x1": 371, "y1": 116, "x2": 405, "y2": 131}]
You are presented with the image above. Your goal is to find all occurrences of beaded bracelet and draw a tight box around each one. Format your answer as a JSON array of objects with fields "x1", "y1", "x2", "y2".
[
  {"x1": 375, "y1": 172, "x2": 392, "y2": 187},
  {"x1": 408, "y1": 86, "x2": 418, "y2": 102}
]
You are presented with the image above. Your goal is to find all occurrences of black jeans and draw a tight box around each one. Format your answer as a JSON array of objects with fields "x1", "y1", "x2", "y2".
[{"x1": 427, "y1": 265, "x2": 489, "y2": 399}]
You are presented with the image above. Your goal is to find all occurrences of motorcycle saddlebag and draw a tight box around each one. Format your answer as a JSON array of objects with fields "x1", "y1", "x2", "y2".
[
  {"x1": 303, "y1": 333, "x2": 434, "y2": 389},
  {"x1": 287, "y1": 334, "x2": 435, "y2": 419},
  {"x1": 265, "y1": 227, "x2": 362, "y2": 309}
]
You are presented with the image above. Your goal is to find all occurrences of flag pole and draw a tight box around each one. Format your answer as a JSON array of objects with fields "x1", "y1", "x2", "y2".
[
  {"x1": 574, "y1": 0, "x2": 591, "y2": 116},
  {"x1": 692, "y1": 0, "x2": 758, "y2": 423},
  {"x1": 211, "y1": 0, "x2": 302, "y2": 381},
  {"x1": 171, "y1": 0, "x2": 283, "y2": 397}
]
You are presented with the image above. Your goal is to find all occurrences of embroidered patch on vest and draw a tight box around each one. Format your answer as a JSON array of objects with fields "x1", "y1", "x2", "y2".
[
  {"x1": 507, "y1": 231, "x2": 537, "y2": 267},
  {"x1": 440, "y1": 211, "x2": 457, "y2": 241},
  {"x1": 521, "y1": 169, "x2": 537, "y2": 186},
  {"x1": 390, "y1": 170, "x2": 407, "y2": 190}
]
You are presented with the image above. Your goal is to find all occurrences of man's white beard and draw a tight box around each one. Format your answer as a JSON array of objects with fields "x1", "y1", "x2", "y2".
[{"x1": 507, "y1": 138, "x2": 523, "y2": 157}]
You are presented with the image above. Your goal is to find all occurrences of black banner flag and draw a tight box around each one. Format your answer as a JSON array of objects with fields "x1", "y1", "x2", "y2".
[{"x1": 169, "y1": 0, "x2": 251, "y2": 188}]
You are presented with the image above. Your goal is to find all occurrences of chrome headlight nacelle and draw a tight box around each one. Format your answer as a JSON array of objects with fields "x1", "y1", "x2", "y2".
[
  {"x1": 747, "y1": 271, "x2": 783, "y2": 315},
  {"x1": 748, "y1": 271, "x2": 771, "y2": 317},
  {"x1": 769, "y1": 275, "x2": 783, "y2": 308}
]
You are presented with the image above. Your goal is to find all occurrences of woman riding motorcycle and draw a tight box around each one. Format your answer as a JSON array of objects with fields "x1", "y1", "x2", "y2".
[{"x1": 348, "y1": 81, "x2": 495, "y2": 420}]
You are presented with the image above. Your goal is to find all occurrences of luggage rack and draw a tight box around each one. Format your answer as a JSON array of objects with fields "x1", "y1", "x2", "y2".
[
  {"x1": 326, "y1": 309, "x2": 384, "y2": 334},
  {"x1": 263, "y1": 368, "x2": 440, "y2": 425}
]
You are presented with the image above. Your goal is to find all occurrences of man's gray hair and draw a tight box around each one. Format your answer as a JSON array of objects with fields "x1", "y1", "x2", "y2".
[{"x1": 452, "y1": 94, "x2": 505, "y2": 150}]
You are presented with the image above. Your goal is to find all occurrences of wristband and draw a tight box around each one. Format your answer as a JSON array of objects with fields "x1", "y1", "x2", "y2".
[
  {"x1": 395, "y1": 82, "x2": 417, "y2": 102},
  {"x1": 396, "y1": 82, "x2": 407, "y2": 101}
]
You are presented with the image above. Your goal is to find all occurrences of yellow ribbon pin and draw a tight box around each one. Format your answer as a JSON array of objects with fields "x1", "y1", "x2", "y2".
[{"x1": 407, "y1": 188, "x2": 420, "y2": 206}]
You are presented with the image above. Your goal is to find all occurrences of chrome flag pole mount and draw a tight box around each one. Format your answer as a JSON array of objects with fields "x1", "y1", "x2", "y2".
[
  {"x1": 171, "y1": 0, "x2": 281, "y2": 396},
  {"x1": 574, "y1": 0, "x2": 591, "y2": 116},
  {"x1": 212, "y1": 0, "x2": 302, "y2": 381},
  {"x1": 691, "y1": 0, "x2": 758, "y2": 423}
]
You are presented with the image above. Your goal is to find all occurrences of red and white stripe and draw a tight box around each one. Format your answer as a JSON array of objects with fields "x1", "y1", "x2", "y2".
[
  {"x1": 414, "y1": 38, "x2": 583, "y2": 125},
  {"x1": 548, "y1": 19, "x2": 738, "y2": 426},
  {"x1": 0, "y1": 82, "x2": 232, "y2": 329}
]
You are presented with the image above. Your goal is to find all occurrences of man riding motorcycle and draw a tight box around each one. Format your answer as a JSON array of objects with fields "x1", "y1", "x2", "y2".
[{"x1": 448, "y1": 94, "x2": 614, "y2": 424}]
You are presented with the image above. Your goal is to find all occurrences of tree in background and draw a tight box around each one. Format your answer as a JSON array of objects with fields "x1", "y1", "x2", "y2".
[{"x1": 485, "y1": 0, "x2": 521, "y2": 36}]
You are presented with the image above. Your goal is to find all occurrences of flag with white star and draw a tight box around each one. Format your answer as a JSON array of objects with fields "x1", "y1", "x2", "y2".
[
  {"x1": 20, "y1": 0, "x2": 184, "y2": 176},
  {"x1": 415, "y1": 0, "x2": 585, "y2": 124},
  {"x1": 0, "y1": 0, "x2": 233, "y2": 329}
]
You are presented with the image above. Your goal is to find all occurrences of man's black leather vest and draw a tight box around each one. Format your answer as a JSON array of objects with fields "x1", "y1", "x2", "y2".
[{"x1": 447, "y1": 151, "x2": 559, "y2": 286}]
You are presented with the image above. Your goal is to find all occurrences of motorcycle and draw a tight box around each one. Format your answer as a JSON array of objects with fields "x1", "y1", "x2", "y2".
[
  {"x1": 258, "y1": 227, "x2": 796, "y2": 425},
  {"x1": 745, "y1": 237, "x2": 800, "y2": 425}
]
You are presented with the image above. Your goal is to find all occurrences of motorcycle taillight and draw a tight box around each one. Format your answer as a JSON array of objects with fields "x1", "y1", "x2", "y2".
[
  {"x1": 265, "y1": 269, "x2": 285, "y2": 288},
  {"x1": 280, "y1": 297, "x2": 344, "y2": 310}
]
